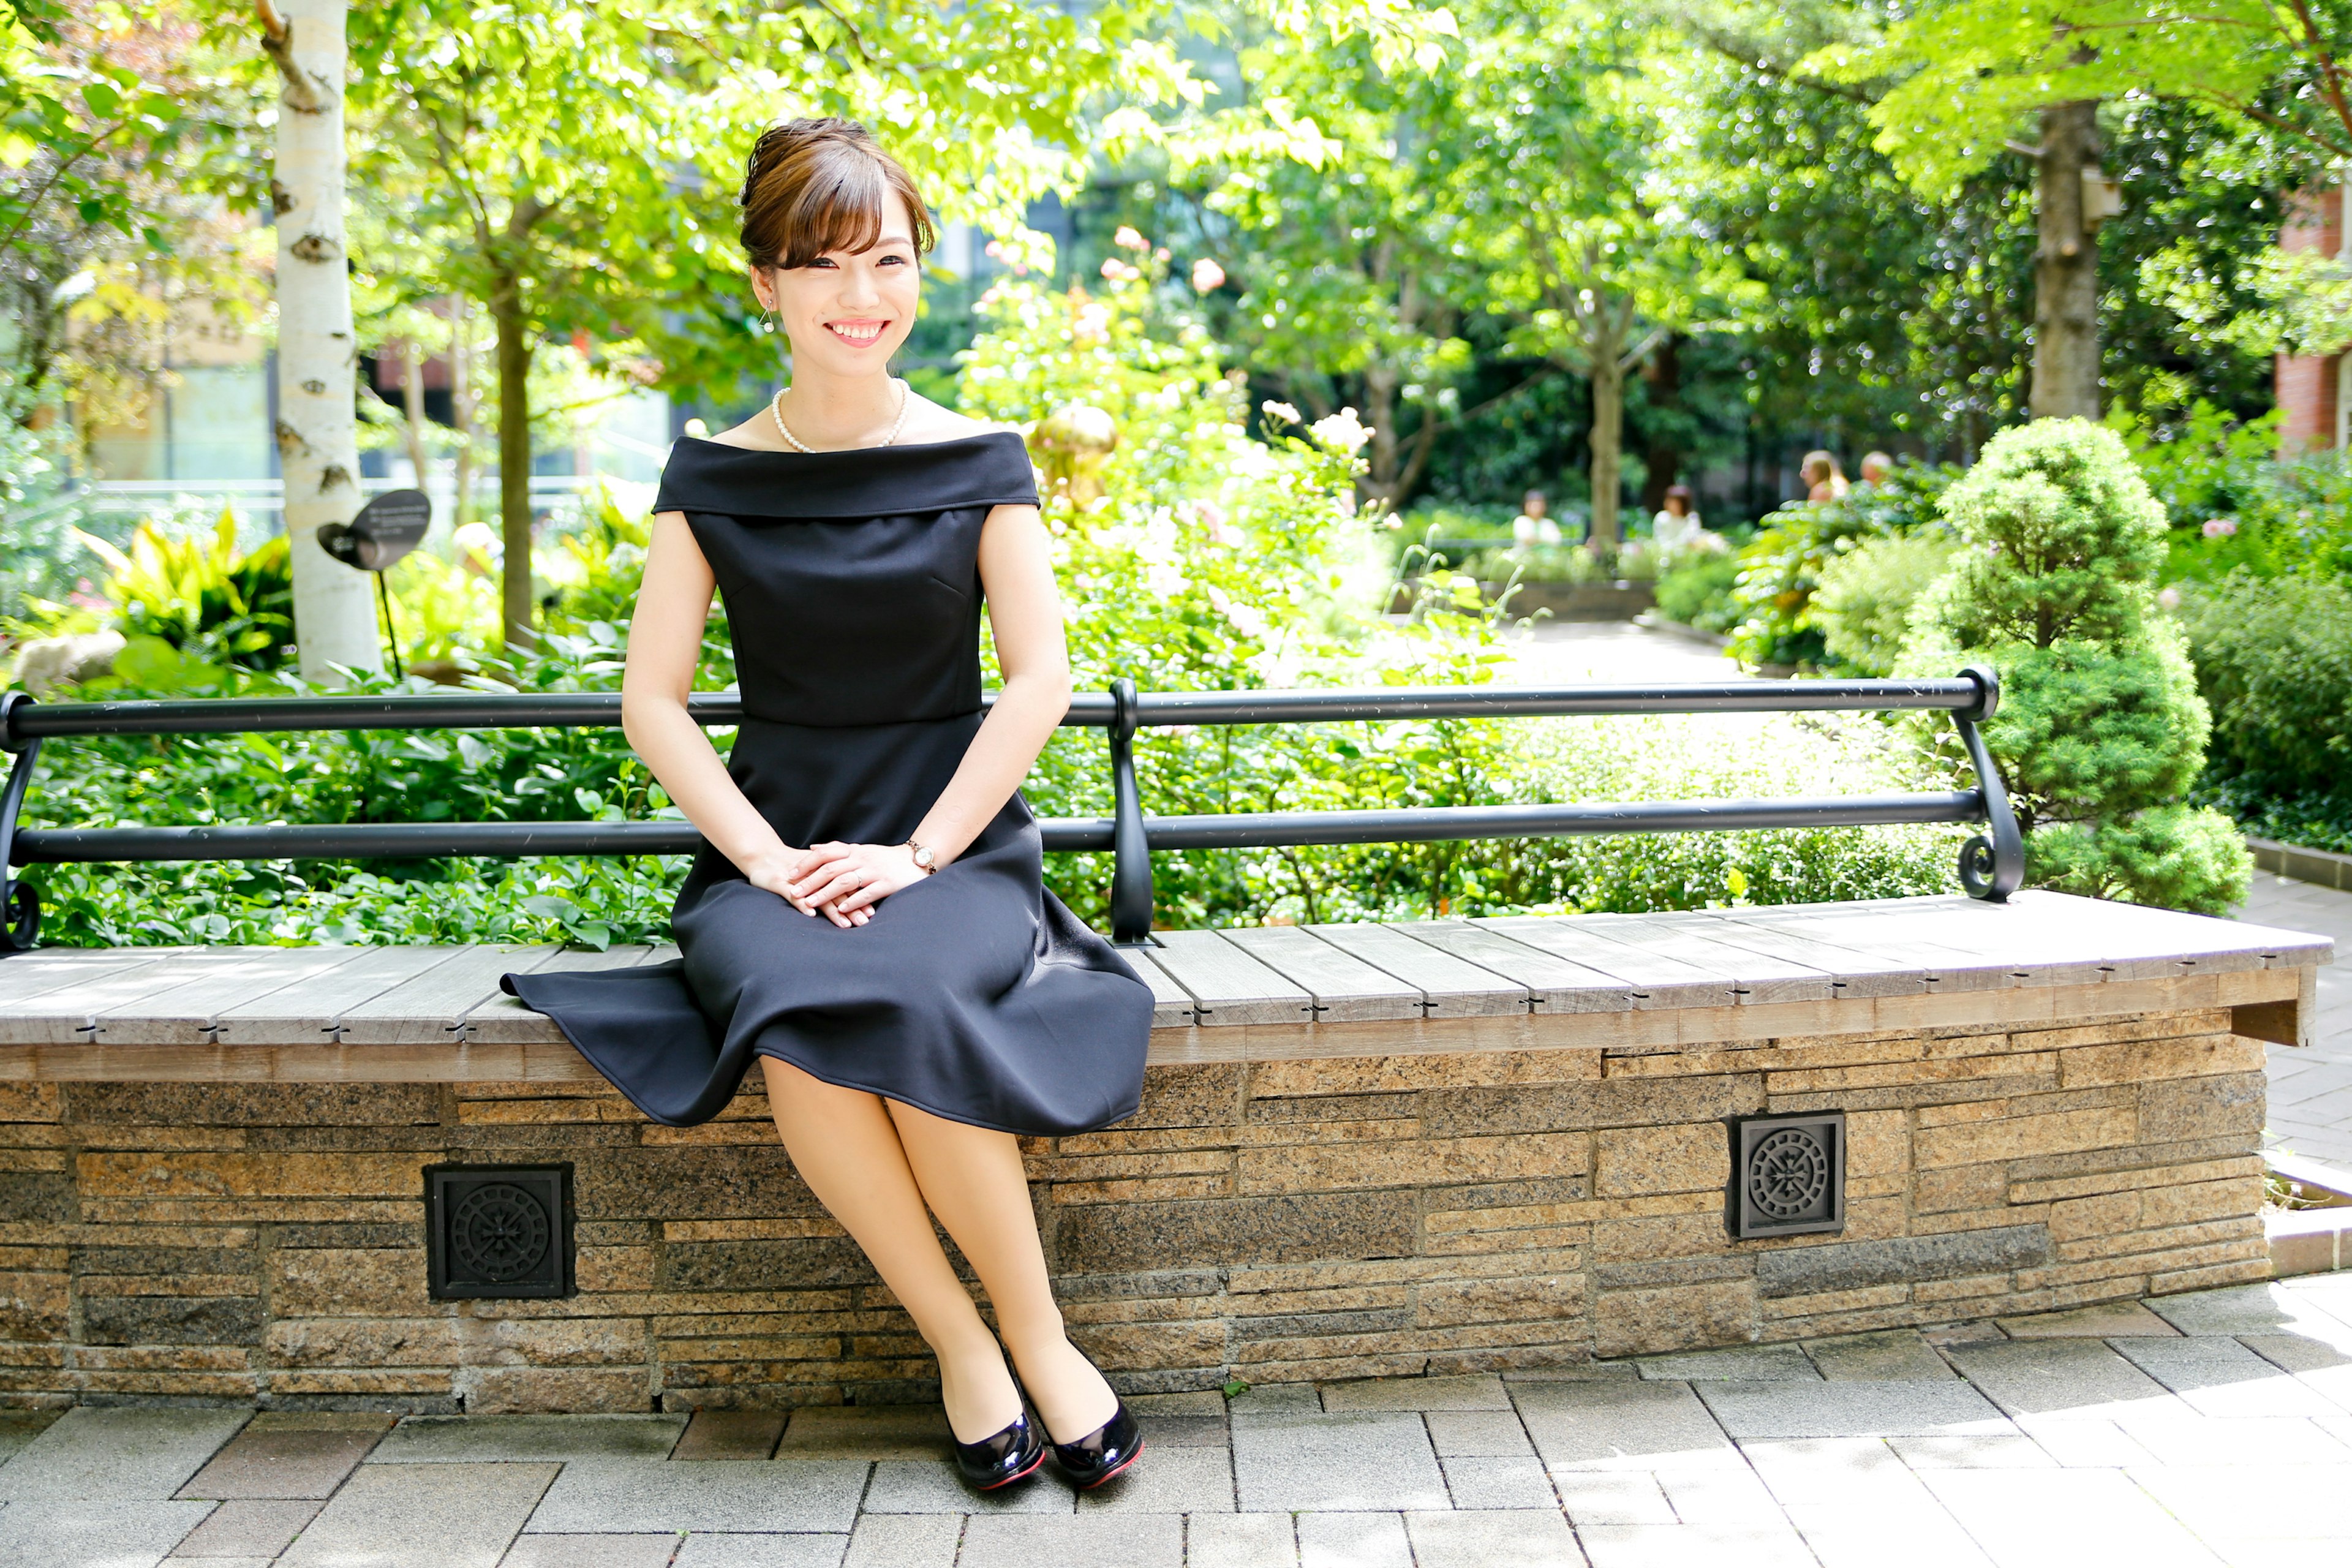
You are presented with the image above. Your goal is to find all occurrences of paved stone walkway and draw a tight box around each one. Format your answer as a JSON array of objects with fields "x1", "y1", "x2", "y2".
[
  {"x1": 7, "y1": 1274, "x2": 2350, "y2": 1566},
  {"x1": 2238, "y1": 872, "x2": 2352, "y2": 1169}
]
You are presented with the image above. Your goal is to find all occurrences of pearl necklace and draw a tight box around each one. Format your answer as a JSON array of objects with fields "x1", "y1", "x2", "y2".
[{"x1": 770, "y1": 377, "x2": 911, "y2": 453}]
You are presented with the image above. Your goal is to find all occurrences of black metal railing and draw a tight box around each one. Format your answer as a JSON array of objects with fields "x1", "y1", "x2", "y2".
[{"x1": 0, "y1": 668, "x2": 2024, "y2": 951}]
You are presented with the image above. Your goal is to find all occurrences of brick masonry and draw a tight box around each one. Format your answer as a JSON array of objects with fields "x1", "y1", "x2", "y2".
[{"x1": 0, "y1": 1007, "x2": 2272, "y2": 1413}]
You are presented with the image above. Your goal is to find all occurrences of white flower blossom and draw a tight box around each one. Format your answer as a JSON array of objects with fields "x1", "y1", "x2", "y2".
[{"x1": 1310, "y1": 408, "x2": 1373, "y2": 454}]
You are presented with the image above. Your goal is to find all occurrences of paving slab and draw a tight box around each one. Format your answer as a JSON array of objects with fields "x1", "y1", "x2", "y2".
[
  {"x1": 2013, "y1": 1415, "x2": 2164, "y2": 1468},
  {"x1": 1439, "y1": 1455, "x2": 1557, "y2": 1510},
  {"x1": 1575, "y1": 1523, "x2": 1817, "y2": 1568},
  {"x1": 1224, "y1": 1385, "x2": 1321, "y2": 1419},
  {"x1": 2106, "y1": 1411, "x2": 2352, "y2": 1467},
  {"x1": 1803, "y1": 1330, "x2": 1954, "y2": 1382},
  {"x1": 1997, "y1": 1301, "x2": 2182, "y2": 1338},
  {"x1": 1128, "y1": 1391, "x2": 1228, "y2": 1417},
  {"x1": 1319, "y1": 1374, "x2": 1512, "y2": 1411},
  {"x1": 842, "y1": 1514, "x2": 958, "y2": 1568},
  {"x1": 2241, "y1": 1331, "x2": 2352, "y2": 1413},
  {"x1": 1295, "y1": 1511, "x2": 1411, "y2": 1568},
  {"x1": 1693, "y1": 1381, "x2": 2008, "y2": 1439},
  {"x1": 673, "y1": 1411, "x2": 786, "y2": 1461},
  {"x1": 499, "y1": 1537, "x2": 681, "y2": 1568},
  {"x1": 1942, "y1": 1338, "x2": 2182, "y2": 1418},
  {"x1": 1551, "y1": 1471, "x2": 1675, "y2": 1527},
  {"x1": 1137, "y1": 1414, "x2": 1227, "y2": 1449},
  {"x1": 281, "y1": 1462, "x2": 557, "y2": 1568},
  {"x1": 169, "y1": 1499, "x2": 322, "y2": 1557},
  {"x1": 0, "y1": 1408, "x2": 249, "y2": 1502},
  {"x1": 1404, "y1": 1509, "x2": 1586, "y2": 1568},
  {"x1": 372, "y1": 1415, "x2": 687, "y2": 1463},
  {"x1": 178, "y1": 1418, "x2": 390, "y2": 1499},
  {"x1": 774, "y1": 1408, "x2": 947, "y2": 1460},
  {"x1": 1512, "y1": 1381, "x2": 1737, "y2": 1472},
  {"x1": 862, "y1": 1459, "x2": 1071, "y2": 1514},
  {"x1": 0, "y1": 1412, "x2": 59, "y2": 1465},
  {"x1": 956, "y1": 1512, "x2": 1182, "y2": 1568},
  {"x1": 2126, "y1": 1463, "x2": 2352, "y2": 1546},
  {"x1": 1635, "y1": 1344, "x2": 1818, "y2": 1382},
  {"x1": 1782, "y1": 1499, "x2": 1997, "y2": 1568},
  {"x1": 1881, "y1": 1433, "x2": 2057, "y2": 1469},
  {"x1": 1184, "y1": 1513, "x2": 1297, "y2": 1568},
  {"x1": 1426, "y1": 1411, "x2": 1536, "y2": 1457},
  {"x1": 1231, "y1": 1411, "x2": 1448, "y2": 1512},
  {"x1": 1733, "y1": 1437, "x2": 1908, "y2": 1504},
  {"x1": 1651, "y1": 1466, "x2": 1792, "y2": 1530},
  {"x1": 2146, "y1": 1281, "x2": 2349, "y2": 1337},
  {"x1": 1072, "y1": 1443, "x2": 1232, "y2": 1513},
  {"x1": 522, "y1": 1458, "x2": 867, "y2": 1534},
  {"x1": 0, "y1": 1499, "x2": 214, "y2": 1568},
  {"x1": 2109, "y1": 1335, "x2": 2345, "y2": 1417},
  {"x1": 1918, "y1": 1468, "x2": 2225, "y2": 1568},
  {"x1": 671, "y1": 1536, "x2": 848, "y2": 1568}
]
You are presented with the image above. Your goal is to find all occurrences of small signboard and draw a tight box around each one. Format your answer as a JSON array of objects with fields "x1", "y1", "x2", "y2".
[{"x1": 317, "y1": 488, "x2": 432, "y2": 572}]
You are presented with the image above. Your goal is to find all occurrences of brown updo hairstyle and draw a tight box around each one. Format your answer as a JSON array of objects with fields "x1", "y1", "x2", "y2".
[{"x1": 739, "y1": 117, "x2": 938, "y2": 272}]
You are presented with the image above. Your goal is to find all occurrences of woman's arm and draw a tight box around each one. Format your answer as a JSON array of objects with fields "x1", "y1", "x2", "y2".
[
  {"x1": 791, "y1": 501, "x2": 1073, "y2": 916},
  {"x1": 622, "y1": 511, "x2": 832, "y2": 922}
]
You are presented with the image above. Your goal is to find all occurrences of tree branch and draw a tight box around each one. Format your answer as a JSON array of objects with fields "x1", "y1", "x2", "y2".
[{"x1": 256, "y1": 0, "x2": 324, "y2": 114}]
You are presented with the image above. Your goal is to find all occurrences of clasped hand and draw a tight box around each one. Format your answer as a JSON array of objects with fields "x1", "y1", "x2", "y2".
[{"x1": 748, "y1": 841, "x2": 927, "y2": 928}]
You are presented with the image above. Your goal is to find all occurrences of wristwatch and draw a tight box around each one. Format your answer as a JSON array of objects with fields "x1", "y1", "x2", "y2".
[{"x1": 908, "y1": 840, "x2": 937, "y2": 875}]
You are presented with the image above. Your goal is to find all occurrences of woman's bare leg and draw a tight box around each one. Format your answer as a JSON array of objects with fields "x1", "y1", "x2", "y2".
[
  {"x1": 885, "y1": 1098, "x2": 1119, "y2": 1444},
  {"x1": 759, "y1": 1058, "x2": 1020, "y2": 1443}
]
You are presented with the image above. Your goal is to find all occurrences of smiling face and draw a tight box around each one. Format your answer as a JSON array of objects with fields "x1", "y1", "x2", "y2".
[{"x1": 755, "y1": 197, "x2": 921, "y2": 381}]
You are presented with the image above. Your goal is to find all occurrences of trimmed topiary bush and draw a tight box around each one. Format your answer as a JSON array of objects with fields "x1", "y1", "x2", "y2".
[{"x1": 1904, "y1": 418, "x2": 2247, "y2": 914}]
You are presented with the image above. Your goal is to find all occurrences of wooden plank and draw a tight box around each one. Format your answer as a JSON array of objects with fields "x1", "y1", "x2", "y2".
[
  {"x1": 332, "y1": 944, "x2": 562, "y2": 1046},
  {"x1": 646, "y1": 943, "x2": 682, "y2": 966},
  {"x1": 1221, "y1": 927, "x2": 1424, "y2": 1022},
  {"x1": 213, "y1": 944, "x2": 478, "y2": 1044},
  {"x1": 1145, "y1": 930, "x2": 1314, "y2": 1027},
  {"x1": 1305, "y1": 922, "x2": 1528, "y2": 1016},
  {"x1": 1476, "y1": 916, "x2": 1738, "y2": 1009},
  {"x1": 0, "y1": 950, "x2": 188, "y2": 1011},
  {"x1": 1118, "y1": 946, "x2": 1199, "y2": 1029},
  {"x1": 0, "y1": 951, "x2": 258, "y2": 1046},
  {"x1": 1586, "y1": 913, "x2": 1839, "y2": 1005},
  {"x1": 1782, "y1": 896, "x2": 2274, "y2": 986},
  {"x1": 90, "y1": 948, "x2": 379, "y2": 1046},
  {"x1": 1677, "y1": 911, "x2": 1981, "y2": 998},
  {"x1": 462, "y1": 946, "x2": 658, "y2": 1044},
  {"x1": 1394, "y1": 921, "x2": 1634, "y2": 1013}
]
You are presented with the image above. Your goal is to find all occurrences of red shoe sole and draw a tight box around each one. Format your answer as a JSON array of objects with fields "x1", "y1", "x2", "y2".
[
  {"x1": 978, "y1": 1449, "x2": 1046, "y2": 1490},
  {"x1": 1079, "y1": 1436, "x2": 1144, "y2": 1490}
]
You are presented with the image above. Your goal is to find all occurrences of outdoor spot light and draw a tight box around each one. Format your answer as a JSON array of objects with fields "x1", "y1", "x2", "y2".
[{"x1": 317, "y1": 488, "x2": 432, "y2": 677}]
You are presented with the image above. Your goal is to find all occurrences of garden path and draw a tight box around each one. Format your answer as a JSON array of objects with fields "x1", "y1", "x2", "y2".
[
  {"x1": 1498, "y1": 621, "x2": 1743, "y2": 685},
  {"x1": 2240, "y1": 872, "x2": 2352, "y2": 1169},
  {"x1": 12, "y1": 1274, "x2": 2350, "y2": 1567}
]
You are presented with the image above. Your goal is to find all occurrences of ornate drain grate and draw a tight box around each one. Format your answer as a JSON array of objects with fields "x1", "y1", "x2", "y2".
[
  {"x1": 426, "y1": 1164, "x2": 575, "y2": 1299},
  {"x1": 1725, "y1": 1112, "x2": 1846, "y2": 1240}
]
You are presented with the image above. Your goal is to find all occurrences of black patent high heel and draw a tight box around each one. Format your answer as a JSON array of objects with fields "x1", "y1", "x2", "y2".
[
  {"x1": 950, "y1": 1359, "x2": 1044, "y2": 1490},
  {"x1": 1036, "y1": 1345, "x2": 1144, "y2": 1490}
]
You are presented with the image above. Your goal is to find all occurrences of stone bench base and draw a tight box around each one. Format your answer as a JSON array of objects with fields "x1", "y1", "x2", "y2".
[{"x1": 0, "y1": 996, "x2": 2273, "y2": 1412}]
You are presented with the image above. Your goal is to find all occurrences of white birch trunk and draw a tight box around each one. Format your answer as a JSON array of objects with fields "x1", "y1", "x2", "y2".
[{"x1": 271, "y1": 0, "x2": 381, "y2": 680}]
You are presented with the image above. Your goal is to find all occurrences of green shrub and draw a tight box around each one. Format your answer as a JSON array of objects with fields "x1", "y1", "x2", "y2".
[
  {"x1": 1811, "y1": 535, "x2": 1957, "y2": 675},
  {"x1": 1724, "y1": 462, "x2": 1959, "y2": 669},
  {"x1": 1904, "y1": 418, "x2": 2245, "y2": 914},
  {"x1": 1653, "y1": 548, "x2": 1741, "y2": 633},
  {"x1": 2117, "y1": 401, "x2": 2352, "y2": 585},
  {"x1": 2170, "y1": 573, "x2": 2352, "y2": 851}
]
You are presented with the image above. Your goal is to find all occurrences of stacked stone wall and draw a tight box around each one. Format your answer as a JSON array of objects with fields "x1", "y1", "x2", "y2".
[{"x1": 0, "y1": 1006, "x2": 2269, "y2": 1411}]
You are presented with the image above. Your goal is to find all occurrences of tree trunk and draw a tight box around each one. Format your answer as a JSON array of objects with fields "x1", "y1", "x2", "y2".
[
  {"x1": 491, "y1": 279, "x2": 534, "y2": 652},
  {"x1": 450, "y1": 294, "x2": 475, "y2": 525},
  {"x1": 399, "y1": 337, "x2": 429, "y2": 487},
  {"x1": 1588, "y1": 356, "x2": 1624, "y2": 548},
  {"x1": 269, "y1": 0, "x2": 381, "y2": 680},
  {"x1": 1639, "y1": 334, "x2": 1683, "y2": 515},
  {"x1": 2029, "y1": 100, "x2": 2102, "y2": 421},
  {"x1": 1362, "y1": 363, "x2": 1400, "y2": 509}
]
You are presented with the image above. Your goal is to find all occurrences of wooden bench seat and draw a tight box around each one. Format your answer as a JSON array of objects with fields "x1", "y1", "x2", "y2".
[{"x1": 0, "y1": 892, "x2": 2325, "y2": 1079}]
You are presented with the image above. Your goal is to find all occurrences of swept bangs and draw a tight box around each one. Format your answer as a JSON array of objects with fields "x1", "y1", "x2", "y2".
[{"x1": 740, "y1": 118, "x2": 938, "y2": 271}]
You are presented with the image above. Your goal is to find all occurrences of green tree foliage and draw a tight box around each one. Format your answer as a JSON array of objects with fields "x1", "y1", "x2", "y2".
[{"x1": 1906, "y1": 418, "x2": 2246, "y2": 912}]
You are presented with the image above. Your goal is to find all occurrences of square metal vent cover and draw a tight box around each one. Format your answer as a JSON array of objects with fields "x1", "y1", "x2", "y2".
[
  {"x1": 1726, "y1": 1112, "x2": 1846, "y2": 1240},
  {"x1": 425, "y1": 1164, "x2": 575, "y2": 1300}
]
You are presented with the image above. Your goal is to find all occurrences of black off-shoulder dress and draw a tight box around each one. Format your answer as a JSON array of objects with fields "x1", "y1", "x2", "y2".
[{"x1": 500, "y1": 432, "x2": 1153, "y2": 1136}]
